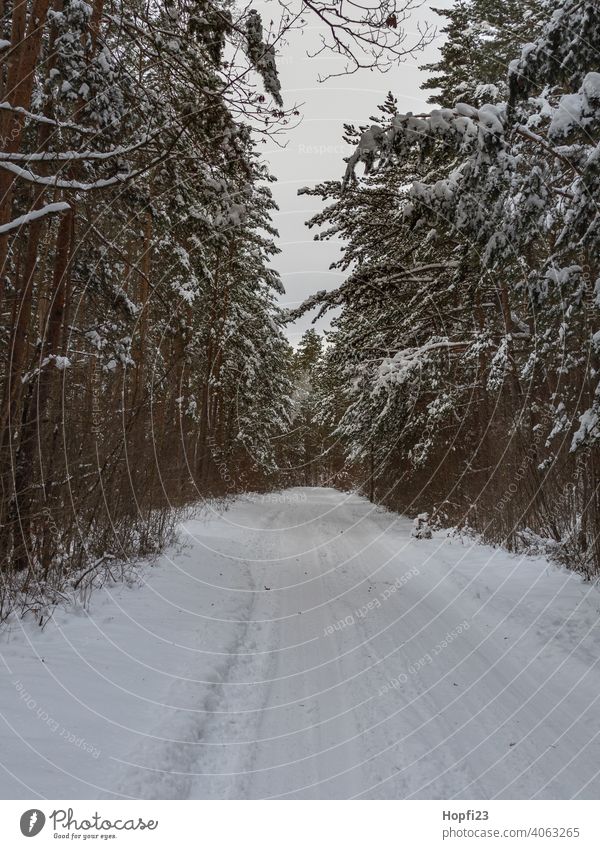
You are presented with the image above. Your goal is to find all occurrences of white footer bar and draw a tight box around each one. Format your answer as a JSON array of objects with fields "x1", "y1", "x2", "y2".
[{"x1": 0, "y1": 800, "x2": 597, "y2": 848}]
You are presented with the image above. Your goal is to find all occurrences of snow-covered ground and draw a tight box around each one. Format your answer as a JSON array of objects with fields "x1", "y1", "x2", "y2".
[{"x1": 2, "y1": 487, "x2": 600, "y2": 799}]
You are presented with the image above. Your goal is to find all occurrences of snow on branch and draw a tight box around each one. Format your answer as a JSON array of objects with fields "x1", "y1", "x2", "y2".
[
  {"x1": 0, "y1": 161, "x2": 136, "y2": 191},
  {"x1": 342, "y1": 125, "x2": 385, "y2": 189},
  {"x1": 0, "y1": 101, "x2": 96, "y2": 135},
  {"x1": 0, "y1": 202, "x2": 71, "y2": 235},
  {"x1": 245, "y1": 10, "x2": 283, "y2": 107},
  {"x1": 343, "y1": 103, "x2": 506, "y2": 188},
  {"x1": 285, "y1": 262, "x2": 457, "y2": 322},
  {"x1": 0, "y1": 133, "x2": 161, "y2": 163},
  {"x1": 0, "y1": 140, "x2": 178, "y2": 192},
  {"x1": 376, "y1": 338, "x2": 468, "y2": 390},
  {"x1": 508, "y1": 0, "x2": 600, "y2": 102},
  {"x1": 284, "y1": 289, "x2": 330, "y2": 323}
]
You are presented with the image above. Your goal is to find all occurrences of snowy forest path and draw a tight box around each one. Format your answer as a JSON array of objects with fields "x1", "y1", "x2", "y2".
[
  {"x1": 113, "y1": 488, "x2": 600, "y2": 799},
  {"x1": 3, "y1": 488, "x2": 600, "y2": 799}
]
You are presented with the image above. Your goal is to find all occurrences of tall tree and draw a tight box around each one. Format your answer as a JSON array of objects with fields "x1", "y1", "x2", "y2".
[{"x1": 294, "y1": 0, "x2": 600, "y2": 576}]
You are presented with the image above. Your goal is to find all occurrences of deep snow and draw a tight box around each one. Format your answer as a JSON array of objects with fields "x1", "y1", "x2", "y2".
[{"x1": 2, "y1": 487, "x2": 600, "y2": 799}]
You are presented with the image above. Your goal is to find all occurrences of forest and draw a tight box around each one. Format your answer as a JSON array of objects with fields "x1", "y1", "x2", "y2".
[
  {"x1": 294, "y1": 0, "x2": 600, "y2": 581},
  {"x1": 1, "y1": 0, "x2": 599, "y2": 622}
]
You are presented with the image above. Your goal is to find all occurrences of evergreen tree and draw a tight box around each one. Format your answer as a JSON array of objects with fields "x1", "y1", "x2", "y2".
[
  {"x1": 0, "y1": 0, "x2": 297, "y2": 611},
  {"x1": 296, "y1": 0, "x2": 600, "y2": 576},
  {"x1": 422, "y1": 0, "x2": 544, "y2": 105}
]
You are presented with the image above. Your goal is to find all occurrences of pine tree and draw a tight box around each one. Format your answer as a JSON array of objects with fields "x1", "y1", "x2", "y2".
[
  {"x1": 0, "y1": 0, "x2": 296, "y2": 614},
  {"x1": 296, "y1": 0, "x2": 600, "y2": 576},
  {"x1": 422, "y1": 0, "x2": 544, "y2": 105}
]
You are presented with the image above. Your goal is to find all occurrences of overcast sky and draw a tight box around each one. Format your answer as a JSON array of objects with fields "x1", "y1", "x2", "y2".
[{"x1": 254, "y1": 0, "x2": 453, "y2": 345}]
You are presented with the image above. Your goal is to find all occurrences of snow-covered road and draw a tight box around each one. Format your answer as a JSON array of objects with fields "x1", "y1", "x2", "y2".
[{"x1": 2, "y1": 487, "x2": 600, "y2": 799}]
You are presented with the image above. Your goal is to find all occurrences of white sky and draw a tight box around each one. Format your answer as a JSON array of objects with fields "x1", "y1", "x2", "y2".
[{"x1": 255, "y1": 0, "x2": 453, "y2": 345}]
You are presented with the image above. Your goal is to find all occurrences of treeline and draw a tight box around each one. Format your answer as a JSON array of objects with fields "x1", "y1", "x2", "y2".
[
  {"x1": 295, "y1": 0, "x2": 600, "y2": 578},
  {"x1": 0, "y1": 0, "x2": 431, "y2": 620},
  {"x1": 276, "y1": 329, "x2": 351, "y2": 490},
  {"x1": 0, "y1": 0, "x2": 295, "y2": 619}
]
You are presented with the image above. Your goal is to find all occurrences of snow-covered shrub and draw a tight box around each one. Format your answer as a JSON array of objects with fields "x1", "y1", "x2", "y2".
[{"x1": 412, "y1": 513, "x2": 433, "y2": 540}]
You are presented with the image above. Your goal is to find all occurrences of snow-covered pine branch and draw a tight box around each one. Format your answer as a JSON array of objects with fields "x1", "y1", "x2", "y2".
[{"x1": 0, "y1": 202, "x2": 71, "y2": 234}]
